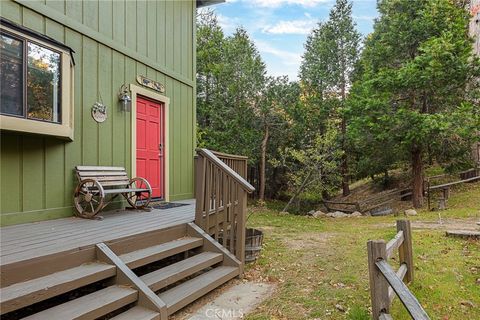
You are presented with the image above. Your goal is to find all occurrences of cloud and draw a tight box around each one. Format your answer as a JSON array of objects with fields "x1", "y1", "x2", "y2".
[
  {"x1": 352, "y1": 14, "x2": 376, "y2": 22},
  {"x1": 255, "y1": 40, "x2": 303, "y2": 79},
  {"x1": 262, "y1": 18, "x2": 316, "y2": 34},
  {"x1": 215, "y1": 13, "x2": 243, "y2": 34},
  {"x1": 252, "y1": 0, "x2": 331, "y2": 8}
]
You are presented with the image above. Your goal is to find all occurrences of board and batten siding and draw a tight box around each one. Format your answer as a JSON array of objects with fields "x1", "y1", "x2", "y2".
[{"x1": 0, "y1": 0, "x2": 196, "y2": 225}]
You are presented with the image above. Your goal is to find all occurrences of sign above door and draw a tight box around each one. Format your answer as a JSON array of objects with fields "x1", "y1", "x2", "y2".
[{"x1": 136, "y1": 75, "x2": 165, "y2": 94}]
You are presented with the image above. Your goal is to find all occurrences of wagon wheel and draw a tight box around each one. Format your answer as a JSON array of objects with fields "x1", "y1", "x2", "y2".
[
  {"x1": 125, "y1": 177, "x2": 152, "y2": 209},
  {"x1": 74, "y1": 179, "x2": 105, "y2": 218}
]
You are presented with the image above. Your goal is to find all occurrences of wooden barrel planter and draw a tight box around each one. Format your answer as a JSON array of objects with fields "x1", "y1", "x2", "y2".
[
  {"x1": 245, "y1": 228, "x2": 263, "y2": 263},
  {"x1": 218, "y1": 228, "x2": 264, "y2": 262}
]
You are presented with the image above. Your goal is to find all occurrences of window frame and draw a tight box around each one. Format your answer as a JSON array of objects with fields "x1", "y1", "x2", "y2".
[{"x1": 0, "y1": 25, "x2": 74, "y2": 140}]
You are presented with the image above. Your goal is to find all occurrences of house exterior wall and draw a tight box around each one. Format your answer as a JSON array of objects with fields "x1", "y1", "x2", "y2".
[{"x1": 0, "y1": 0, "x2": 197, "y2": 225}]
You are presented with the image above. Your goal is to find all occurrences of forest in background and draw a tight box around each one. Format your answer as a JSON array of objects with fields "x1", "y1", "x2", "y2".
[{"x1": 196, "y1": 0, "x2": 480, "y2": 211}]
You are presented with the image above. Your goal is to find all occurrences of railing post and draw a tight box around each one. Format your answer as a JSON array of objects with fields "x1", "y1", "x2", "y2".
[
  {"x1": 397, "y1": 220, "x2": 413, "y2": 283},
  {"x1": 195, "y1": 154, "x2": 205, "y2": 228},
  {"x1": 367, "y1": 240, "x2": 389, "y2": 319},
  {"x1": 236, "y1": 190, "x2": 247, "y2": 273}
]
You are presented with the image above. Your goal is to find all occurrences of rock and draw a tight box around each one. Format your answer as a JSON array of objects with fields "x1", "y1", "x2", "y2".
[
  {"x1": 350, "y1": 211, "x2": 362, "y2": 217},
  {"x1": 307, "y1": 210, "x2": 315, "y2": 216},
  {"x1": 405, "y1": 209, "x2": 417, "y2": 216},
  {"x1": 335, "y1": 304, "x2": 346, "y2": 312},
  {"x1": 327, "y1": 211, "x2": 349, "y2": 218},
  {"x1": 312, "y1": 210, "x2": 327, "y2": 218},
  {"x1": 460, "y1": 300, "x2": 475, "y2": 308}
]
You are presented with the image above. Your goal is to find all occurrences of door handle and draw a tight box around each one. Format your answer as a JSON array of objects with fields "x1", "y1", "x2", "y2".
[{"x1": 159, "y1": 143, "x2": 163, "y2": 157}]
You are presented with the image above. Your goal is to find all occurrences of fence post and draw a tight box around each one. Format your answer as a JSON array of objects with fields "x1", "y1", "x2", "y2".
[
  {"x1": 367, "y1": 240, "x2": 389, "y2": 319},
  {"x1": 397, "y1": 220, "x2": 413, "y2": 283}
]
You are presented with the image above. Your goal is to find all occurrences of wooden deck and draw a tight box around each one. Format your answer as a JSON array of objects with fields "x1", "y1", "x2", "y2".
[{"x1": 0, "y1": 200, "x2": 195, "y2": 267}]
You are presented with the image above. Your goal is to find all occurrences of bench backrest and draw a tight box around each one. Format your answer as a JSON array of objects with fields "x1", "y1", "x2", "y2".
[{"x1": 75, "y1": 166, "x2": 129, "y2": 188}]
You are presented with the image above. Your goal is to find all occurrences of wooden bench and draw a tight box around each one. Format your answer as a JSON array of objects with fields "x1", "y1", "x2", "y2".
[{"x1": 74, "y1": 166, "x2": 152, "y2": 219}]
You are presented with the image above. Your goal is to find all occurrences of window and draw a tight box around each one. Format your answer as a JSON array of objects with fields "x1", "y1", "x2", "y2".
[{"x1": 0, "y1": 23, "x2": 74, "y2": 140}]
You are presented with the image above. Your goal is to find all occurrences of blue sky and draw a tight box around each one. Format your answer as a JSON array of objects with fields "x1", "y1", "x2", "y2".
[{"x1": 207, "y1": 0, "x2": 379, "y2": 80}]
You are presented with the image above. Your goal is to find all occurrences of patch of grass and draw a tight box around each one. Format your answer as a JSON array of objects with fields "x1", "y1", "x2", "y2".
[{"x1": 244, "y1": 183, "x2": 480, "y2": 320}]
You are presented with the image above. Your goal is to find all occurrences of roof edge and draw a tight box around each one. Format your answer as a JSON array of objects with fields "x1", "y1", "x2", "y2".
[{"x1": 196, "y1": 0, "x2": 225, "y2": 8}]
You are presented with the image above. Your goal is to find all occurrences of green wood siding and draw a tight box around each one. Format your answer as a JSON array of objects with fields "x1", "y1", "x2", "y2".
[{"x1": 0, "y1": 0, "x2": 196, "y2": 225}]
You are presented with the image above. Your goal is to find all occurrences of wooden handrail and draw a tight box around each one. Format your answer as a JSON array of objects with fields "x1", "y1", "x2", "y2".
[
  {"x1": 194, "y1": 148, "x2": 255, "y2": 265},
  {"x1": 210, "y1": 150, "x2": 249, "y2": 161},
  {"x1": 196, "y1": 148, "x2": 254, "y2": 193}
]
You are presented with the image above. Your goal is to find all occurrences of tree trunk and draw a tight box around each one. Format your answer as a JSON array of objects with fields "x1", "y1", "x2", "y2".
[
  {"x1": 341, "y1": 116, "x2": 350, "y2": 196},
  {"x1": 411, "y1": 146, "x2": 424, "y2": 208},
  {"x1": 340, "y1": 78, "x2": 350, "y2": 196},
  {"x1": 259, "y1": 124, "x2": 269, "y2": 202},
  {"x1": 282, "y1": 170, "x2": 313, "y2": 213}
]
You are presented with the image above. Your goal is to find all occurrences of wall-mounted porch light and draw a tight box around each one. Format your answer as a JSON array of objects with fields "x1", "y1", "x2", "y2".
[{"x1": 119, "y1": 84, "x2": 132, "y2": 112}]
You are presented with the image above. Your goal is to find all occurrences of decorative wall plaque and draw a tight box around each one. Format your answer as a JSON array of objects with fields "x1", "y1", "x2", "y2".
[
  {"x1": 136, "y1": 75, "x2": 165, "y2": 93},
  {"x1": 91, "y1": 102, "x2": 107, "y2": 123}
]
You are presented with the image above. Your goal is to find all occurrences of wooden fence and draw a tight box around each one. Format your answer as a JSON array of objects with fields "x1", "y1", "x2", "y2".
[
  {"x1": 367, "y1": 220, "x2": 430, "y2": 320},
  {"x1": 195, "y1": 148, "x2": 255, "y2": 266}
]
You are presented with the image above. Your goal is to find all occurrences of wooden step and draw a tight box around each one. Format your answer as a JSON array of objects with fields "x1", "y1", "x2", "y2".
[
  {"x1": 110, "y1": 306, "x2": 160, "y2": 320},
  {"x1": 1, "y1": 262, "x2": 116, "y2": 314},
  {"x1": 22, "y1": 285, "x2": 138, "y2": 320},
  {"x1": 141, "y1": 252, "x2": 223, "y2": 291},
  {"x1": 159, "y1": 266, "x2": 239, "y2": 315},
  {"x1": 119, "y1": 237, "x2": 203, "y2": 269}
]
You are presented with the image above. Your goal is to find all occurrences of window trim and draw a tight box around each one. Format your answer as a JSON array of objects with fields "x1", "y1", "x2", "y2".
[{"x1": 0, "y1": 25, "x2": 74, "y2": 140}]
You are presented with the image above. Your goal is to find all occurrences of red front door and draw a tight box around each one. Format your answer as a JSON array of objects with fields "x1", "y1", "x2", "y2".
[{"x1": 136, "y1": 96, "x2": 165, "y2": 199}]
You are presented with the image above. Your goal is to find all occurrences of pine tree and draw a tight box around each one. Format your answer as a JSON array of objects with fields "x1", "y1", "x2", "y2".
[
  {"x1": 299, "y1": 0, "x2": 360, "y2": 196},
  {"x1": 350, "y1": 0, "x2": 480, "y2": 208}
]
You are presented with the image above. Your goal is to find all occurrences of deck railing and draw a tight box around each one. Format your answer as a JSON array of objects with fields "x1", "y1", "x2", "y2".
[
  {"x1": 210, "y1": 150, "x2": 248, "y2": 180},
  {"x1": 195, "y1": 148, "x2": 255, "y2": 265},
  {"x1": 367, "y1": 220, "x2": 430, "y2": 320}
]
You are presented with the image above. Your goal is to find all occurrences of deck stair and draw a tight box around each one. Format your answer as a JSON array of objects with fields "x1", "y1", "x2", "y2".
[{"x1": 0, "y1": 223, "x2": 241, "y2": 320}]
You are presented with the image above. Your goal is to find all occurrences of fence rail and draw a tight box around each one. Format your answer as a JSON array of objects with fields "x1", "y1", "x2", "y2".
[
  {"x1": 367, "y1": 220, "x2": 429, "y2": 320},
  {"x1": 195, "y1": 148, "x2": 254, "y2": 267}
]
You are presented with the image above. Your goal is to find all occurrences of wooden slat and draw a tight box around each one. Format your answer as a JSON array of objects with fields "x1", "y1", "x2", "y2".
[
  {"x1": 119, "y1": 237, "x2": 203, "y2": 269},
  {"x1": 1, "y1": 262, "x2": 116, "y2": 314},
  {"x1": 141, "y1": 252, "x2": 223, "y2": 291},
  {"x1": 386, "y1": 231, "x2": 404, "y2": 259},
  {"x1": 103, "y1": 187, "x2": 148, "y2": 194},
  {"x1": 159, "y1": 266, "x2": 239, "y2": 315},
  {"x1": 76, "y1": 166, "x2": 126, "y2": 171},
  {"x1": 376, "y1": 260, "x2": 430, "y2": 320},
  {"x1": 110, "y1": 306, "x2": 160, "y2": 320},
  {"x1": 98, "y1": 181, "x2": 130, "y2": 187},
  {"x1": 388, "y1": 264, "x2": 409, "y2": 304},
  {"x1": 78, "y1": 171, "x2": 128, "y2": 177},
  {"x1": 446, "y1": 230, "x2": 480, "y2": 239},
  {"x1": 22, "y1": 285, "x2": 138, "y2": 320},
  {"x1": 79, "y1": 176, "x2": 129, "y2": 182}
]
